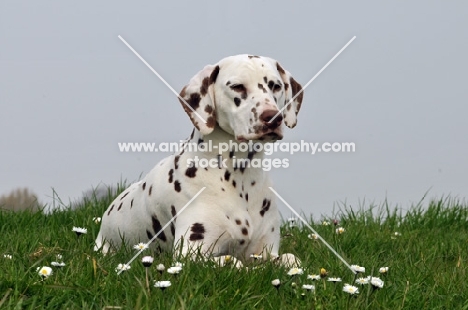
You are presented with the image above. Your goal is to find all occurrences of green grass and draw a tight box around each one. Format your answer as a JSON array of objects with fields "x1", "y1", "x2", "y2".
[{"x1": 1, "y1": 188, "x2": 468, "y2": 309}]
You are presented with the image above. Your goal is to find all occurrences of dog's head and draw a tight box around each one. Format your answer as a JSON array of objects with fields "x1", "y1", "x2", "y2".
[{"x1": 179, "y1": 54, "x2": 303, "y2": 141}]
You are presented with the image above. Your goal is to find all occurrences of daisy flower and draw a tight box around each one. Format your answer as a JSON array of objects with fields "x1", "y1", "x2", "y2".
[
  {"x1": 173, "y1": 262, "x2": 183, "y2": 268},
  {"x1": 72, "y1": 226, "x2": 87, "y2": 236},
  {"x1": 327, "y1": 277, "x2": 342, "y2": 282},
  {"x1": 335, "y1": 227, "x2": 345, "y2": 234},
  {"x1": 308, "y1": 234, "x2": 318, "y2": 240},
  {"x1": 56, "y1": 254, "x2": 63, "y2": 260},
  {"x1": 350, "y1": 265, "x2": 365, "y2": 273},
  {"x1": 250, "y1": 254, "x2": 262, "y2": 260},
  {"x1": 307, "y1": 274, "x2": 321, "y2": 281},
  {"x1": 3, "y1": 254, "x2": 12, "y2": 259},
  {"x1": 322, "y1": 220, "x2": 330, "y2": 226},
  {"x1": 370, "y1": 277, "x2": 384, "y2": 289},
  {"x1": 133, "y1": 243, "x2": 149, "y2": 251},
  {"x1": 157, "y1": 263, "x2": 165, "y2": 274},
  {"x1": 343, "y1": 283, "x2": 359, "y2": 295},
  {"x1": 288, "y1": 217, "x2": 298, "y2": 227},
  {"x1": 142, "y1": 256, "x2": 154, "y2": 267},
  {"x1": 93, "y1": 217, "x2": 101, "y2": 224},
  {"x1": 291, "y1": 282, "x2": 297, "y2": 288},
  {"x1": 51, "y1": 261, "x2": 66, "y2": 267},
  {"x1": 287, "y1": 267, "x2": 304, "y2": 276},
  {"x1": 37, "y1": 266, "x2": 53, "y2": 278},
  {"x1": 271, "y1": 279, "x2": 281, "y2": 288},
  {"x1": 167, "y1": 266, "x2": 182, "y2": 274},
  {"x1": 115, "y1": 263, "x2": 131, "y2": 273},
  {"x1": 379, "y1": 267, "x2": 389, "y2": 274},
  {"x1": 154, "y1": 280, "x2": 171, "y2": 290},
  {"x1": 391, "y1": 232, "x2": 402, "y2": 239},
  {"x1": 302, "y1": 284, "x2": 315, "y2": 291},
  {"x1": 355, "y1": 277, "x2": 369, "y2": 285}
]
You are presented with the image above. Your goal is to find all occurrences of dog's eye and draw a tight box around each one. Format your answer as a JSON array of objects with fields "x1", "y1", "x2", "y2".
[
  {"x1": 273, "y1": 84, "x2": 282, "y2": 92},
  {"x1": 230, "y1": 84, "x2": 246, "y2": 92}
]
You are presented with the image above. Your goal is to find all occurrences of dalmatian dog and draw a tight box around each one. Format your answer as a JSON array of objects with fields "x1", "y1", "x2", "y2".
[{"x1": 95, "y1": 54, "x2": 304, "y2": 267}]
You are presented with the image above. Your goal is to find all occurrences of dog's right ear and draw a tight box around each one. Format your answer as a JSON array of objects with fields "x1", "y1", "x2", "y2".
[{"x1": 179, "y1": 64, "x2": 219, "y2": 135}]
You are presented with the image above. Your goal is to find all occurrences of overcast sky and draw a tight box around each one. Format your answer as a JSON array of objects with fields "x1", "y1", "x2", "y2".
[{"x1": 1, "y1": 1, "x2": 467, "y2": 219}]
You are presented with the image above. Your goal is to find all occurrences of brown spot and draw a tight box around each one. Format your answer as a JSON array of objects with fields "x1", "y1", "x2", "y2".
[
  {"x1": 260, "y1": 199, "x2": 271, "y2": 217},
  {"x1": 174, "y1": 155, "x2": 180, "y2": 169},
  {"x1": 170, "y1": 222, "x2": 175, "y2": 237},
  {"x1": 226, "y1": 215, "x2": 230, "y2": 219},
  {"x1": 251, "y1": 181, "x2": 256, "y2": 186},
  {"x1": 187, "y1": 93, "x2": 201, "y2": 110},
  {"x1": 232, "y1": 180, "x2": 237, "y2": 188},
  {"x1": 241, "y1": 92, "x2": 247, "y2": 100},
  {"x1": 174, "y1": 181, "x2": 181, "y2": 192},
  {"x1": 146, "y1": 230, "x2": 153, "y2": 240},
  {"x1": 263, "y1": 76, "x2": 267, "y2": 83},
  {"x1": 131, "y1": 199, "x2": 134, "y2": 208},
  {"x1": 276, "y1": 62, "x2": 285, "y2": 74},
  {"x1": 229, "y1": 150, "x2": 235, "y2": 158},
  {"x1": 205, "y1": 104, "x2": 214, "y2": 114},
  {"x1": 248, "y1": 55, "x2": 260, "y2": 59},
  {"x1": 290, "y1": 77, "x2": 303, "y2": 105},
  {"x1": 191, "y1": 223, "x2": 205, "y2": 234},
  {"x1": 185, "y1": 166, "x2": 197, "y2": 178},
  {"x1": 268, "y1": 80, "x2": 274, "y2": 90},
  {"x1": 152, "y1": 215, "x2": 166, "y2": 242},
  {"x1": 142, "y1": 182, "x2": 146, "y2": 190},
  {"x1": 284, "y1": 83, "x2": 289, "y2": 91},
  {"x1": 200, "y1": 77, "x2": 210, "y2": 96},
  {"x1": 206, "y1": 116, "x2": 216, "y2": 128},
  {"x1": 149, "y1": 185, "x2": 153, "y2": 196},
  {"x1": 226, "y1": 81, "x2": 231, "y2": 86},
  {"x1": 239, "y1": 193, "x2": 243, "y2": 198},
  {"x1": 245, "y1": 220, "x2": 250, "y2": 227},
  {"x1": 189, "y1": 233, "x2": 204, "y2": 241},
  {"x1": 239, "y1": 239, "x2": 245, "y2": 245},
  {"x1": 107, "y1": 204, "x2": 114, "y2": 216},
  {"x1": 241, "y1": 228, "x2": 248, "y2": 235},
  {"x1": 247, "y1": 151, "x2": 256, "y2": 160},
  {"x1": 168, "y1": 169, "x2": 174, "y2": 183},
  {"x1": 245, "y1": 194, "x2": 249, "y2": 202},
  {"x1": 210, "y1": 65, "x2": 220, "y2": 84},
  {"x1": 171, "y1": 205, "x2": 177, "y2": 217},
  {"x1": 120, "y1": 192, "x2": 129, "y2": 200},
  {"x1": 271, "y1": 227, "x2": 275, "y2": 232},
  {"x1": 234, "y1": 98, "x2": 241, "y2": 106},
  {"x1": 190, "y1": 129, "x2": 195, "y2": 139},
  {"x1": 235, "y1": 219, "x2": 241, "y2": 225},
  {"x1": 117, "y1": 202, "x2": 123, "y2": 211},
  {"x1": 224, "y1": 170, "x2": 231, "y2": 181},
  {"x1": 198, "y1": 138, "x2": 204, "y2": 145},
  {"x1": 221, "y1": 188, "x2": 225, "y2": 191}
]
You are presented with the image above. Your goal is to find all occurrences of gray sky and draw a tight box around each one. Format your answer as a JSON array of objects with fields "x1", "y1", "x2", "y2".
[{"x1": 1, "y1": 1, "x2": 467, "y2": 218}]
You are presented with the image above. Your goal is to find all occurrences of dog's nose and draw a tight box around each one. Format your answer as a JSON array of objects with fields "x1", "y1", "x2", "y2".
[{"x1": 260, "y1": 110, "x2": 283, "y2": 129}]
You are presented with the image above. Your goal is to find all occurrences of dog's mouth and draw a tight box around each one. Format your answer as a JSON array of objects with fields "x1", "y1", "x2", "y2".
[{"x1": 236, "y1": 130, "x2": 283, "y2": 142}]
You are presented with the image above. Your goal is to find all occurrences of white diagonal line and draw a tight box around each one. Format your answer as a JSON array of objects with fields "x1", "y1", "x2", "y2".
[
  {"x1": 269, "y1": 187, "x2": 356, "y2": 274},
  {"x1": 117, "y1": 187, "x2": 206, "y2": 275},
  {"x1": 118, "y1": 35, "x2": 207, "y2": 124},
  {"x1": 270, "y1": 36, "x2": 356, "y2": 123}
]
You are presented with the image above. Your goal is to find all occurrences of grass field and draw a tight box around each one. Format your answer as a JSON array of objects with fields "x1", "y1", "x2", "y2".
[{"x1": 1, "y1": 187, "x2": 468, "y2": 309}]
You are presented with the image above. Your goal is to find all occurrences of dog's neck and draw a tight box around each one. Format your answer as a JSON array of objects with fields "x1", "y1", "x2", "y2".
[{"x1": 183, "y1": 125, "x2": 269, "y2": 175}]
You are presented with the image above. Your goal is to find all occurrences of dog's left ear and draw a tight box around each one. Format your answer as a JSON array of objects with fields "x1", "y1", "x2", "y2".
[
  {"x1": 179, "y1": 65, "x2": 220, "y2": 135},
  {"x1": 276, "y1": 62, "x2": 303, "y2": 128}
]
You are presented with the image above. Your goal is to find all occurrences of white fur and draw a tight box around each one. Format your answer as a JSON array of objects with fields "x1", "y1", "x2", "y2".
[{"x1": 95, "y1": 55, "x2": 303, "y2": 266}]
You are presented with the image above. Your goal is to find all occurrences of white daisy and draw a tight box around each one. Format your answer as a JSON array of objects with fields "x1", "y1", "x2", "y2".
[
  {"x1": 302, "y1": 284, "x2": 315, "y2": 291},
  {"x1": 250, "y1": 254, "x2": 262, "y2": 260},
  {"x1": 335, "y1": 227, "x2": 345, "y2": 234},
  {"x1": 370, "y1": 277, "x2": 384, "y2": 289},
  {"x1": 72, "y1": 226, "x2": 87, "y2": 236},
  {"x1": 115, "y1": 263, "x2": 131, "y2": 273},
  {"x1": 355, "y1": 277, "x2": 369, "y2": 285},
  {"x1": 308, "y1": 234, "x2": 318, "y2": 240},
  {"x1": 133, "y1": 243, "x2": 149, "y2": 251},
  {"x1": 142, "y1": 256, "x2": 154, "y2": 267},
  {"x1": 157, "y1": 263, "x2": 165, "y2": 273},
  {"x1": 167, "y1": 266, "x2": 182, "y2": 274},
  {"x1": 173, "y1": 262, "x2": 183, "y2": 268},
  {"x1": 3, "y1": 254, "x2": 12, "y2": 259},
  {"x1": 51, "y1": 261, "x2": 66, "y2": 267},
  {"x1": 56, "y1": 254, "x2": 63, "y2": 260},
  {"x1": 322, "y1": 220, "x2": 331, "y2": 226},
  {"x1": 327, "y1": 277, "x2": 342, "y2": 282},
  {"x1": 37, "y1": 266, "x2": 53, "y2": 278},
  {"x1": 154, "y1": 280, "x2": 171, "y2": 290},
  {"x1": 287, "y1": 267, "x2": 304, "y2": 276},
  {"x1": 93, "y1": 217, "x2": 101, "y2": 224},
  {"x1": 271, "y1": 279, "x2": 281, "y2": 288},
  {"x1": 350, "y1": 265, "x2": 365, "y2": 273},
  {"x1": 307, "y1": 274, "x2": 321, "y2": 281},
  {"x1": 379, "y1": 267, "x2": 389, "y2": 274},
  {"x1": 343, "y1": 283, "x2": 359, "y2": 295}
]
